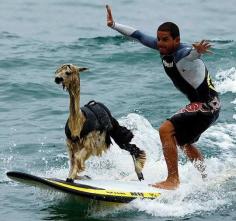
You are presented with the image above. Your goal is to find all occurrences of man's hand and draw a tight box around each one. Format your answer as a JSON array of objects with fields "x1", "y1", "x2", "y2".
[
  {"x1": 192, "y1": 40, "x2": 213, "y2": 54},
  {"x1": 106, "y1": 5, "x2": 114, "y2": 27}
]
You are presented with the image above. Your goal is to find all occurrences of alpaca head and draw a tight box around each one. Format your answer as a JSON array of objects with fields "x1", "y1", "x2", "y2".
[{"x1": 55, "y1": 64, "x2": 88, "y2": 91}]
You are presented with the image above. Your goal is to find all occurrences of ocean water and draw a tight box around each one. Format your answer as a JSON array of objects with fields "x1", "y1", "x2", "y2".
[{"x1": 0, "y1": 0, "x2": 235, "y2": 220}]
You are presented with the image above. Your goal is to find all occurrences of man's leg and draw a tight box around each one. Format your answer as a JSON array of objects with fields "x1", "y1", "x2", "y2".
[
  {"x1": 181, "y1": 144, "x2": 207, "y2": 179},
  {"x1": 152, "y1": 120, "x2": 180, "y2": 190}
]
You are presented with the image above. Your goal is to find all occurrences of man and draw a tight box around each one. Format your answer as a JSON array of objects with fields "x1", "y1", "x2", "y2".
[{"x1": 106, "y1": 5, "x2": 220, "y2": 190}]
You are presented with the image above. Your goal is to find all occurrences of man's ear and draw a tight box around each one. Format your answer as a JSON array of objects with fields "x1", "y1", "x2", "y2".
[
  {"x1": 78, "y1": 67, "x2": 89, "y2": 72},
  {"x1": 175, "y1": 36, "x2": 180, "y2": 44}
]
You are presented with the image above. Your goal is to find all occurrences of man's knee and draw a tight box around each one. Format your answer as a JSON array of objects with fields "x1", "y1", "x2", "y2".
[{"x1": 159, "y1": 120, "x2": 175, "y2": 138}]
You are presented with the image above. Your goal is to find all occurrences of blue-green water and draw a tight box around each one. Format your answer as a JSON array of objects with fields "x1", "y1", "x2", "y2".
[{"x1": 0, "y1": 0, "x2": 235, "y2": 220}]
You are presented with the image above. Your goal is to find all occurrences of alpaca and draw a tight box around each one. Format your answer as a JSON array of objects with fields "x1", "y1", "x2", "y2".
[{"x1": 54, "y1": 64, "x2": 146, "y2": 182}]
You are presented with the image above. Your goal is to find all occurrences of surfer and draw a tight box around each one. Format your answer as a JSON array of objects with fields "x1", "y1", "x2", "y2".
[{"x1": 106, "y1": 5, "x2": 221, "y2": 190}]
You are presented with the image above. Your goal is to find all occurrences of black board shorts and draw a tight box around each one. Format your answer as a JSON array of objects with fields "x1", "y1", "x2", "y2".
[{"x1": 168, "y1": 100, "x2": 220, "y2": 146}]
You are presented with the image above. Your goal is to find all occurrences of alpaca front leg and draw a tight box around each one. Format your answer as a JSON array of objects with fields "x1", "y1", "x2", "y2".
[
  {"x1": 67, "y1": 154, "x2": 78, "y2": 182},
  {"x1": 74, "y1": 148, "x2": 89, "y2": 179},
  {"x1": 66, "y1": 141, "x2": 78, "y2": 182},
  {"x1": 69, "y1": 161, "x2": 79, "y2": 181},
  {"x1": 67, "y1": 147, "x2": 73, "y2": 178},
  {"x1": 67, "y1": 151, "x2": 79, "y2": 182}
]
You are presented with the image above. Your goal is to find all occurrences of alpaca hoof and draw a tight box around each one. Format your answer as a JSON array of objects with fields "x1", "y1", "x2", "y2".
[
  {"x1": 76, "y1": 175, "x2": 91, "y2": 180},
  {"x1": 131, "y1": 151, "x2": 146, "y2": 181},
  {"x1": 66, "y1": 178, "x2": 74, "y2": 183},
  {"x1": 137, "y1": 172, "x2": 144, "y2": 181}
]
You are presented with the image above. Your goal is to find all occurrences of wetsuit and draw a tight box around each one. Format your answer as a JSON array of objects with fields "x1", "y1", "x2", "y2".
[{"x1": 111, "y1": 22, "x2": 220, "y2": 145}]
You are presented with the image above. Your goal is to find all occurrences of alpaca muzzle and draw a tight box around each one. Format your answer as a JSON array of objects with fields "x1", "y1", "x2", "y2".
[{"x1": 55, "y1": 77, "x2": 63, "y2": 84}]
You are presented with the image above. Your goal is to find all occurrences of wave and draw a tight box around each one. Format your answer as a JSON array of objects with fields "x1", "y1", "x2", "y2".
[
  {"x1": 0, "y1": 82, "x2": 61, "y2": 102},
  {"x1": 2, "y1": 112, "x2": 235, "y2": 218},
  {"x1": 0, "y1": 31, "x2": 21, "y2": 40},
  {"x1": 215, "y1": 67, "x2": 236, "y2": 94},
  {"x1": 1, "y1": 34, "x2": 236, "y2": 219},
  {"x1": 76, "y1": 36, "x2": 236, "y2": 49},
  {"x1": 209, "y1": 40, "x2": 234, "y2": 44},
  {"x1": 89, "y1": 114, "x2": 235, "y2": 218},
  {"x1": 78, "y1": 35, "x2": 130, "y2": 45},
  {"x1": 77, "y1": 36, "x2": 235, "y2": 45},
  {"x1": 215, "y1": 67, "x2": 236, "y2": 122}
]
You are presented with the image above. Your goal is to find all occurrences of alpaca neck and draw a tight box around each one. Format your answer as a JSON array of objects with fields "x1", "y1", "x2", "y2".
[{"x1": 68, "y1": 80, "x2": 83, "y2": 136}]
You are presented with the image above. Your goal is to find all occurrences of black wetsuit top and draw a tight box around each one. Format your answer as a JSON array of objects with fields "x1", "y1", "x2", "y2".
[{"x1": 111, "y1": 22, "x2": 219, "y2": 103}]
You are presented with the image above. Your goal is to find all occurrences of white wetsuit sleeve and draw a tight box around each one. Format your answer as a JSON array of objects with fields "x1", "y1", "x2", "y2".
[
  {"x1": 185, "y1": 48, "x2": 201, "y2": 61},
  {"x1": 111, "y1": 22, "x2": 137, "y2": 35},
  {"x1": 111, "y1": 22, "x2": 158, "y2": 50}
]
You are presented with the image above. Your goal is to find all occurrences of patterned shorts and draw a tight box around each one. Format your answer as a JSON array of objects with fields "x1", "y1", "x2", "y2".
[{"x1": 168, "y1": 97, "x2": 220, "y2": 146}]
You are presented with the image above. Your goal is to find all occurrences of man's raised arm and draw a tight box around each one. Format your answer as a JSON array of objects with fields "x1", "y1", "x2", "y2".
[{"x1": 106, "y1": 5, "x2": 158, "y2": 50}]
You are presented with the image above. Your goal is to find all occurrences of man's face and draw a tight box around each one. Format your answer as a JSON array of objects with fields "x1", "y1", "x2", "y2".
[{"x1": 157, "y1": 31, "x2": 180, "y2": 55}]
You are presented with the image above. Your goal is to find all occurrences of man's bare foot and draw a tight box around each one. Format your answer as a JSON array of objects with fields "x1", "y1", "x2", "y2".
[{"x1": 151, "y1": 179, "x2": 180, "y2": 190}]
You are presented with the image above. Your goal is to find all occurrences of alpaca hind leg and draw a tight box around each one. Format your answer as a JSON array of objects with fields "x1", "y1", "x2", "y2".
[
  {"x1": 122, "y1": 144, "x2": 146, "y2": 181},
  {"x1": 132, "y1": 149, "x2": 146, "y2": 181},
  {"x1": 67, "y1": 148, "x2": 74, "y2": 178},
  {"x1": 110, "y1": 120, "x2": 146, "y2": 181}
]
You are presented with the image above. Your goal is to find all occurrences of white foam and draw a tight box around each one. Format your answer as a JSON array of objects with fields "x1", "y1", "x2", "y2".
[
  {"x1": 28, "y1": 113, "x2": 235, "y2": 218},
  {"x1": 215, "y1": 67, "x2": 236, "y2": 94},
  {"x1": 215, "y1": 67, "x2": 236, "y2": 120},
  {"x1": 86, "y1": 114, "x2": 236, "y2": 218}
]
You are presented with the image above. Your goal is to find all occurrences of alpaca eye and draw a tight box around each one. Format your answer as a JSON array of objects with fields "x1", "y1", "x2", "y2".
[{"x1": 65, "y1": 71, "x2": 71, "y2": 76}]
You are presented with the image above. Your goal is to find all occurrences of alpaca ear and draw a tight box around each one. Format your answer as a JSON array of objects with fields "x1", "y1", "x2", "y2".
[{"x1": 78, "y1": 67, "x2": 88, "y2": 72}]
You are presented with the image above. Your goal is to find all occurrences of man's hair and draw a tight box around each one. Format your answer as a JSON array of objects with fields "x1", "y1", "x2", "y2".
[{"x1": 158, "y1": 22, "x2": 180, "y2": 39}]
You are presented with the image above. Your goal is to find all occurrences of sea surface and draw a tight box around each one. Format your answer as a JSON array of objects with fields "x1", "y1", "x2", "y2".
[{"x1": 0, "y1": 0, "x2": 235, "y2": 220}]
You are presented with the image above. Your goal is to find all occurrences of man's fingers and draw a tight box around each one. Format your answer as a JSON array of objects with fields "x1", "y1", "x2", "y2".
[
  {"x1": 206, "y1": 49, "x2": 214, "y2": 54},
  {"x1": 192, "y1": 41, "x2": 213, "y2": 54},
  {"x1": 106, "y1": 5, "x2": 112, "y2": 17},
  {"x1": 200, "y1": 40, "x2": 205, "y2": 45},
  {"x1": 106, "y1": 4, "x2": 109, "y2": 11},
  {"x1": 106, "y1": 4, "x2": 114, "y2": 27},
  {"x1": 192, "y1": 43, "x2": 198, "y2": 49},
  {"x1": 202, "y1": 41, "x2": 210, "y2": 46},
  {"x1": 200, "y1": 40, "x2": 212, "y2": 48},
  {"x1": 203, "y1": 43, "x2": 211, "y2": 49}
]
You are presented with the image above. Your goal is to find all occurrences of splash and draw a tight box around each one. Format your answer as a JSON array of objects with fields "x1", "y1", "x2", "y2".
[
  {"x1": 215, "y1": 67, "x2": 236, "y2": 94},
  {"x1": 86, "y1": 113, "x2": 236, "y2": 218},
  {"x1": 4, "y1": 112, "x2": 235, "y2": 219},
  {"x1": 232, "y1": 99, "x2": 236, "y2": 120},
  {"x1": 215, "y1": 67, "x2": 236, "y2": 121}
]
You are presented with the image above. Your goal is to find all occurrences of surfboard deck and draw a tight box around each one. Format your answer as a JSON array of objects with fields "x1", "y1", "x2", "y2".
[{"x1": 7, "y1": 171, "x2": 161, "y2": 203}]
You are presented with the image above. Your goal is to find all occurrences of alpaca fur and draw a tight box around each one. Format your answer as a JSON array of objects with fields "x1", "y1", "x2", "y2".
[{"x1": 55, "y1": 64, "x2": 146, "y2": 181}]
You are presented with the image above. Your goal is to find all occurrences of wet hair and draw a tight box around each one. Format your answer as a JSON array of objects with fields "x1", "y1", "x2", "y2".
[{"x1": 158, "y1": 22, "x2": 180, "y2": 39}]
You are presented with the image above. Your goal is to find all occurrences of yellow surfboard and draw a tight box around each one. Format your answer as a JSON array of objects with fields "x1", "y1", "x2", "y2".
[{"x1": 7, "y1": 171, "x2": 161, "y2": 203}]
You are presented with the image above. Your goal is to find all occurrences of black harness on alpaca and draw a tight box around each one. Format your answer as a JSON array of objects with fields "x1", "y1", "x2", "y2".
[
  {"x1": 81, "y1": 100, "x2": 113, "y2": 146},
  {"x1": 65, "y1": 100, "x2": 112, "y2": 144},
  {"x1": 65, "y1": 100, "x2": 142, "y2": 157}
]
